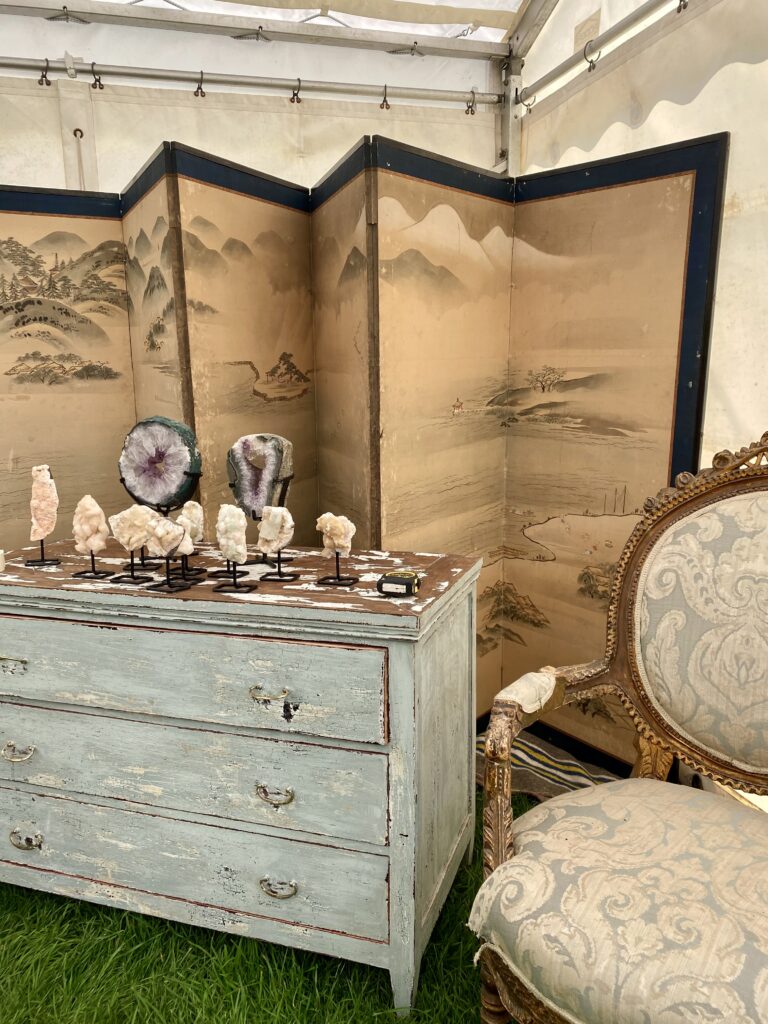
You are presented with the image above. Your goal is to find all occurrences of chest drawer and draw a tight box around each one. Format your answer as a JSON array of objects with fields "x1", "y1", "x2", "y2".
[
  {"x1": 0, "y1": 786, "x2": 390, "y2": 942},
  {"x1": 0, "y1": 615, "x2": 388, "y2": 744},
  {"x1": 0, "y1": 702, "x2": 388, "y2": 845}
]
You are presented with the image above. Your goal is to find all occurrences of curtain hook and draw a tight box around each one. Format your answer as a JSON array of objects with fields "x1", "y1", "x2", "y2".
[
  {"x1": 194, "y1": 71, "x2": 205, "y2": 98},
  {"x1": 380, "y1": 84, "x2": 390, "y2": 110},
  {"x1": 583, "y1": 40, "x2": 601, "y2": 72},
  {"x1": 73, "y1": 128, "x2": 83, "y2": 138},
  {"x1": 90, "y1": 62, "x2": 103, "y2": 90},
  {"x1": 291, "y1": 77, "x2": 302, "y2": 103},
  {"x1": 677, "y1": 0, "x2": 688, "y2": 10},
  {"x1": 465, "y1": 88, "x2": 477, "y2": 115},
  {"x1": 38, "y1": 58, "x2": 51, "y2": 87},
  {"x1": 514, "y1": 87, "x2": 536, "y2": 114}
]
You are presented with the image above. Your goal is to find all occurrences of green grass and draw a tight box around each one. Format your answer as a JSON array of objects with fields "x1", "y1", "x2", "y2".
[{"x1": 0, "y1": 791, "x2": 532, "y2": 1024}]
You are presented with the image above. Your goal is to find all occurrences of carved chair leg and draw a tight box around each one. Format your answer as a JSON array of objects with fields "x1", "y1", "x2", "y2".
[{"x1": 480, "y1": 963, "x2": 510, "y2": 1024}]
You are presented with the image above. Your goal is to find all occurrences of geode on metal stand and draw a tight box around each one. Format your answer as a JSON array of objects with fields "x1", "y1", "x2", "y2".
[
  {"x1": 119, "y1": 416, "x2": 202, "y2": 514},
  {"x1": 227, "y1": 434, "x2": 294, "y2": 567}
]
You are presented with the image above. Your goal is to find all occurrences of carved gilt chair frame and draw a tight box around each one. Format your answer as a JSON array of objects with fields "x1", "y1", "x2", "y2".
[{"x1": 479, "y1": 432, "x2": 768, "y2": 1024}]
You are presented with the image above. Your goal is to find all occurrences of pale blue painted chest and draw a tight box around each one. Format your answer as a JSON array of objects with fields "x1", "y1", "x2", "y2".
[{"x1": 0, "y1": 542, "x2": 480, "y2": 1012}]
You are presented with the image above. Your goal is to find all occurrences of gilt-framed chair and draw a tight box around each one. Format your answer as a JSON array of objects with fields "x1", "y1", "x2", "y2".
[{"x1": 470, "y1": 432, "x2": 768, "y2": 1024}]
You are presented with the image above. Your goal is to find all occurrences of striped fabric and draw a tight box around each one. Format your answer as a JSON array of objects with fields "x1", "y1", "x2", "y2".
[{"x1": 476, "y1": 729, "x2": 618, "y2": 800}]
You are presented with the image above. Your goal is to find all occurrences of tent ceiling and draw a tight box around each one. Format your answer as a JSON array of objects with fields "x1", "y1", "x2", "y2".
[{"x1": 111, "y1": 0, "x2": 529, "y2": 40}]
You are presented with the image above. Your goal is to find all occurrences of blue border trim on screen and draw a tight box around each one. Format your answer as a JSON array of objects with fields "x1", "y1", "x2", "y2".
[
  {"x1": 0, "y1": 186, "x2": 121, "y2": 218},
  {"x1": 309, "y1": 136, "x2": 512, "y2": 208},
  {"x1": 121, "y1": 144, "x2": 172, "y2": 215},
  {"x1": 170, "y1": 145, "x2": 310, "y2": 212},
  {"x1": 516, "y1": 133, "x2": 728, "y2": 480},
  {"x1": 369, "y1": 136, "x2": 512, "y2": 203},
  {"x1": 121, "y1": 142, "x2": 311, "y2": 214},
  {"x1": 309, "y1": 139, "x2": 369, "y2": 210}
]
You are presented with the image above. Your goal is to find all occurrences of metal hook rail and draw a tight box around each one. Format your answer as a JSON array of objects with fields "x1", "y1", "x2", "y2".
[
  {"x1": 2, "y1": 54, "x2": 502, "y2": 108},
  {"x1": 517, "y1": 0, "x2": 693, "y2": 106}
]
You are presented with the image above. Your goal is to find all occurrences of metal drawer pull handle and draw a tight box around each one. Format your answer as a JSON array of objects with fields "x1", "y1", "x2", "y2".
[
  {"x1": 249, "y1": 685, "x2": 290, "y2": 703},
  {"x1": 260, "y1": 876, "x2": 298, "y2": 900},
  {"x1": 0, "y1": 656, "x2": 28, "y2": 676},
  {"x1": 10, "y1": 828, "x2": 43, "y2": 851},
  {"x1": 256, "y1": 784, "x2": 295, "y2": 808},
  {"x1": 1, "y1": 742, "x2": 37, "y2": 763}
]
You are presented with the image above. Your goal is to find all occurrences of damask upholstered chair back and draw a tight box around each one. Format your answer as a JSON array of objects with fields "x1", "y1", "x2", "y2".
[
  {"x1": 632, "y1": 492, "x2": 768, "y2": 777},
  {"x1": 609, "y1": 434, "x2": 768, "y2": 791}
]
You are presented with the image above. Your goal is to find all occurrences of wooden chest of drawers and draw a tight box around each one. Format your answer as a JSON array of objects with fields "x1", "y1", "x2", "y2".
[{"x1": 0, "y1": 542, "x2": 480, "y2": 1012}]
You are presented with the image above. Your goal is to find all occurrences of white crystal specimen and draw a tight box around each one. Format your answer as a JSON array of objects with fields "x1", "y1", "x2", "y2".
[
  {"x1": 217, "y1": 504, "x2": 248, "y2": 565},
  {"x1": 316, "y1": 512, "x2": 356, "y2": 558},
  {"x1": 72, "y1": 495, "x2": 110, "y2": 556},
  {"x1": 178, "y1": 500, "x2": 204, "y2": 543},
  {"x1": 257, "y1": 506, "x2": 294, "y2": 557},
  {"x1": 176, "y1": 525, "x2": 195, "y2": 557},
  {"x1": 109, "y1": 505, "x2": 159, "y2": 553},
  {"x1": 30, "y1": 465, "x2": 59, "y2": 542},
  {"x1": 145, "y1": 516, "x2": 185, "y2": 559}
]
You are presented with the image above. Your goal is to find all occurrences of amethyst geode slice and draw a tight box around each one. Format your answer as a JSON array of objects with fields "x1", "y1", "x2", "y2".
[
  {"x1": 119, "y1": 416, "x2": 202, "y2": 511},
  {"x1": 226, "y1": 434, "x2": 294, "y2": 519}
]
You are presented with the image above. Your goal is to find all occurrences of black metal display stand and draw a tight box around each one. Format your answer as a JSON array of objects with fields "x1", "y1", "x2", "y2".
[
  {"x1": 72, "y1": 551, "x2": 115, "y2": 580},
  {"x1": 209, "y1": 559, "x2": 247, "y2": 580},
  {"x1": 260, "y1": 549, "x2": 300, "y2": 582},
  {"x1": 170, "y1": 553, "x2": 207, "y2": 582},
  {"x1": 212, "y1": 561, "x2": 258, "y2": 594},
  {"x1": 146, "y1": 556, "x2": 191, "y2": 594},
  {"x1": 25, "y1": 539, "x2": 60, "y2": 567},
  {"x1": 317, "y1": 551, "x2": 358, "y2": 588},
  {"x1": 112, "y1": 549, "x2": 154, "y2": 585}
]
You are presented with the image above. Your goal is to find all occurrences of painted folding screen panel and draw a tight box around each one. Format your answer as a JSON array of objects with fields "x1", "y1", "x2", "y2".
[
  {"x1": 121, "y1": 148, "x2": 192, "y2": 424},
  {"x1": 0, "y1": 187, "x2": 136, "y2": 551},
  {"x1": 373, "y1": 141, "x2": 514, "y2": 703},
  {"x1": 310, "y1": 147, "x2": 376, "y2": 549},
  {"x1": 171, "y1": 149, "x2": 316, "y2": 545},
  {"x1": 500, "y1": 137, "x2": 727, "y2": 760}
]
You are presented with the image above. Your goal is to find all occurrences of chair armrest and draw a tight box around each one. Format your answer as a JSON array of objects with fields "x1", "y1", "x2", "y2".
[
  {"x1": 488, "y1": 666, "x2": 564, "y2": 726},
  {"x1": 481, "y1": 658, "x2": 612, "y2": 878},
  {"x1": 482, "y1": 668, "x2": 565, "y2": 878}
]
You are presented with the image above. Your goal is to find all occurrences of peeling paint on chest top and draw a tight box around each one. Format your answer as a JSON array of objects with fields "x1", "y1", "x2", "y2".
[{"x1": 0, "y1": 541, "x2": 477, "y2": 622}]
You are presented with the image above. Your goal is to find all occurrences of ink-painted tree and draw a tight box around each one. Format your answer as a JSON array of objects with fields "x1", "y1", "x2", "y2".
[{"x1": 526, "y1": 365, "x2": 566, "y2": 392}]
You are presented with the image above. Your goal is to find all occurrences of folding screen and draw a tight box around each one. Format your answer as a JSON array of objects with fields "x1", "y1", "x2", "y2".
[
  {"x1": 0, "y1": 134, "x2": 726, "y2": 762},
  {"x1": 0, "y1": 186, "x2": 136, "y2": 550}
]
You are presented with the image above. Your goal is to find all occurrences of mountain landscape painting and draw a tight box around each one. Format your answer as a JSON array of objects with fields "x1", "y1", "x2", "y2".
[
  {"x1": 311, "y1": 173, "x2": 376, "y2": 547},
  {"x1": 375, "y1": 170, "x2": 515, "y2": 708},
  {"x1": 122, "y1": 178, "x2": 187, "y2": 420},
  {"x1": 177, "y1": 177, "x2": 316, "y2": 544},
  {"x1": 0, "y1": 209, "x2": 136, "y2": 550}
]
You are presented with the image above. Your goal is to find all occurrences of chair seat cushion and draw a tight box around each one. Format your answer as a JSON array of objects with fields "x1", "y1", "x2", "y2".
[{"x1": 470, "y1": 778, "x2": 768, "y2": 1024}]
